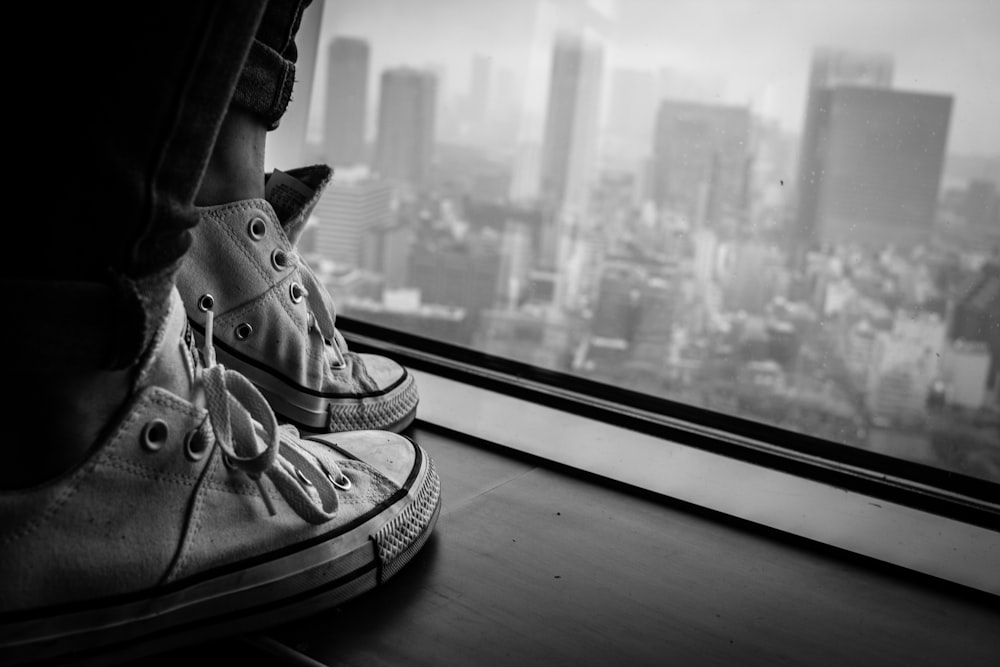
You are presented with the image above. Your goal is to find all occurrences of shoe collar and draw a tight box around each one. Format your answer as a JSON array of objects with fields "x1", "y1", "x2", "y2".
[{"x1": 264, "y1": 164, "x2": 333, "y2": 246}]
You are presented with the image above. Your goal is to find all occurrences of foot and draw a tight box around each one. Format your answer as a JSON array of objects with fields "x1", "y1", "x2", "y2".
[
  {"x1": 0, "y1": 287, "x2": 440, "y2": 665},
  {"x1": 177, "y1": 165, "x2": 419, "y2": 433}
]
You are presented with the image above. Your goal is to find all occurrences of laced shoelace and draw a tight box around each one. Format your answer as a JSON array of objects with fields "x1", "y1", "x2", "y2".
[
  {"x1": 187, "y1": 310, "x2": 348, "y2": 523},
  {"x1": 274, "y1": 249, "x2": 348, "y2": 369}
]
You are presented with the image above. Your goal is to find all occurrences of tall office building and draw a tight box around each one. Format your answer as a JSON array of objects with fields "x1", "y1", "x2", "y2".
[
  {"x1": 374, "y1": 67, "x2": 438, "y2": 190},
  {"x1": 310, "y1": 169, "x2": 392, "y2": 269},
  {"x1": 807, "y1": 87, "x2": 952, "y2": 247},
  {"x1": 368, "y1": 221, "x2": 414, "y2": 289},
  {"x1": 539, "y1": 31, "x2": 604, "y2": 216},
  {"x1": 630, "y1": 274, "x2": 681, "y2": 374},
  {"x1": 497, "y1": 219, "x2": 535, "y2": 308},
  {"x1": 794, "y1": 48, "x2": 894, "y2": 246},
  {"x1": 590, "y1": 262, "x2": 639, "y2": 343},
  {"x1": 949, "y1": 260, "x2": 1000, "y2": 395},
  {"x1": 323, "y1": 37, "x2": 370, "y2": 167},
  {"x1": 652, "y1": 100, "x2": 752, "y2": 226},
  {"x1": 408, "y1": 235, "x2": 502, "y2": 317}
]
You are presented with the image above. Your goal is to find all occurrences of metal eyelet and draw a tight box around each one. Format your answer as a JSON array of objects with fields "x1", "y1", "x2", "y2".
[
  {"x1": 327, "y1": 344, "x2": 347, "y2": 370},
  {"x1": 329, "y1": 473, "x2": 352, "y2": 490},
  {"x1": 140, "y1": 419, "x2": 169, "y2": 452},
  {"x1": 271, "y1": 249, "x2": 288, "y2": 270},
  {"x1": 247, "y1": 217, "x2": 267, "y2": 240},
  {"x1": 289, "y1": 282, "x2": 305, "y2": 304},
  {"x1": 295, "y1": 468, "x2": 314, "y2": 487},
  {"x1": 235, "y1": 322, "x2": 253, "y2": 340},
  {"x1": 198, "y1": 293, "x2": 215, "y2": 312},
  {"x1": 184, "y1": 428, "x2": 210, "y2": 461}
]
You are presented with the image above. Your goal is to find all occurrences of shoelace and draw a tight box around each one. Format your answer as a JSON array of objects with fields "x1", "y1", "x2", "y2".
[
  {"x1": 190, "y1": 310, "x2": 347, "y2": 523},
  {"x1": 274, "y1": 249, "x2": 348, "y2": 369}
]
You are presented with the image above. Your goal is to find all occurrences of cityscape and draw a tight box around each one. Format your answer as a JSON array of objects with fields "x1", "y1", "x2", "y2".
[{"x1": 275, "y1": 0, "x2": 1000, "y2": 482}]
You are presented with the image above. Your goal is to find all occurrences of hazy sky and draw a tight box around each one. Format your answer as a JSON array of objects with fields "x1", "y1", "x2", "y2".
[{"x1": 311, "y1": 0, "x2": 1000, "y2": 154}]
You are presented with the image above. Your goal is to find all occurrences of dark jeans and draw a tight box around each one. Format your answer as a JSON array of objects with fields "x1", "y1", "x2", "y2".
[{"x1": 8, "y1": 0, "x2": 310, "y2": 374}]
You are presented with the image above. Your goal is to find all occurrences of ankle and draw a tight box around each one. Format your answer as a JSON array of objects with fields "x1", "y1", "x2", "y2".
[{"x1": 195, "y1": 106, "x2": 268, "y2": 206}]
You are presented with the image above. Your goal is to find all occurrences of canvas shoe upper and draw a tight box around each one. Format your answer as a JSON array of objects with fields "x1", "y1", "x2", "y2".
[
  {"x1": 0, "y1": 287, "x2": 440, "y2": 666},
  {"x1": 176, "y1": 165, "x2": 418, "y2": 433}
]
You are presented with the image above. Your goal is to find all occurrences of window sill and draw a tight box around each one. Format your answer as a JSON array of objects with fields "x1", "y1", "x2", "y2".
[
  {"x1": 338, "y1": 320, "x2": 999, "y2": 596},
  {"x1": 409, "y1": 368, "x2": 999, "y2": 595}
]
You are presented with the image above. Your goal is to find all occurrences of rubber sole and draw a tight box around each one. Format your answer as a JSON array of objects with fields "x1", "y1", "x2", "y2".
[
  {"x1": 0, "y1": 444, "x2": 441, "y2": 667},
  {"x1": 190, "y1": 324, "x2": 419, "y2": 433},
  {"x1": 260, "y1": 372, "x2": 419, "y2": 434}
]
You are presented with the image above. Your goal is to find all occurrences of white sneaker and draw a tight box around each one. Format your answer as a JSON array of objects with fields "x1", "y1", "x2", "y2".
[
  {"x1": 0, "y1": 287, "x2": 440, "y2": 665},
  {"x1": 177, "y1": 165, "x2": 419, "y2": 433}
]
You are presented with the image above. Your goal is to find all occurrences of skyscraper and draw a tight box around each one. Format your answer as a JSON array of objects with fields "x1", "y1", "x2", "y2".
[
  {"x1": 794, "y1": 48, "x2": 894, "y2": 246},
  {"x1": 374, "y1": 67, "x2": 438, "y2": 190},
  {"x1": 323, "y1": 37, "x2": 370, "y2": 167},
  {"x1": 629, "y1": 274, "x2": 681, "y2": 375},
  {"x1": 590, "y1": 262, "x2": 639, "y2": 343},
  {"x1": 539, "y1": 31, "x2": 604, "y2": 217},
  {"x1": 408, "y1": 235, "x2": 501, "y2": 318},
  {"x1": 368, "y1": 221, "x2": 414, "y2": 289},
  {"x1": 807, "y1": 86, "x2": 952, "y2": 247},
  {"x1": 652, "y1": 100, "x2": 752, "y2": 226},
  {"x1": 804, "y1": 46, "x2": 895, "y2": 92},
  {"x1": 948, "y1": 260, "x2": 1000, "y2": 396},
  {"x1": 309, "y1": 168, "x2": 392, "y2": 269}
]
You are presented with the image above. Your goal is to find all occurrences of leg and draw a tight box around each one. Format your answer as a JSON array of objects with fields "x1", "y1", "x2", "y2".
[
  {"x1": 4, "y1": 2, "x2": 268, "y2": 488},
  {"x1": 175, "y1": 2, "x2": 420, "y2": 434},
  {"x1": 195, "y1": 105, "x2": 268, "y2": 205},
  {"x1": 196, "y1": 0, "x2": 310, "y2": 207},
  {"x1": 1, "y1": 4, "x2": 441, "y2": 663}
]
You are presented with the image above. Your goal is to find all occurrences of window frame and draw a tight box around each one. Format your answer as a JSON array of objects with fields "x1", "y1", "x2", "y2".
[{"x1": 342, "y1": 315, "x2": 1000, "y2": 528}]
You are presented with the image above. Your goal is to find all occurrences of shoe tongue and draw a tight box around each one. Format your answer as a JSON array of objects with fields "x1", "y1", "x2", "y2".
[
  {"x1": 133, "y1": 288, "x2": 195, "y2": 401},
  {"x1": 264, "y1": 165, "x2": 333, "y2": 246}
]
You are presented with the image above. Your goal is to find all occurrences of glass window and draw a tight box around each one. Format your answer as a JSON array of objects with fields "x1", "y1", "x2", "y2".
[{"x1": 273, "y1": 0, "x2": 1000, "y2": 483}]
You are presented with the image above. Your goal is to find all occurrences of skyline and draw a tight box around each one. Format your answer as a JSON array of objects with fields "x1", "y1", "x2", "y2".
[
  {"x1": 295, "y1": 2, "x2": 1000, "y2": 483},
  {"x1": 311, "y1": 0, "x2": 1000, "y2": 156}
]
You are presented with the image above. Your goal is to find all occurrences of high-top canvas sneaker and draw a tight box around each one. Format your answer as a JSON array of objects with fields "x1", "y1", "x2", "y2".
[
  {"x1": 0, "y1": 287, "x2": 441, "y2": 666},
  {"x1": 176, "y1": 165, "x2": 419, "y2": 433}
]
